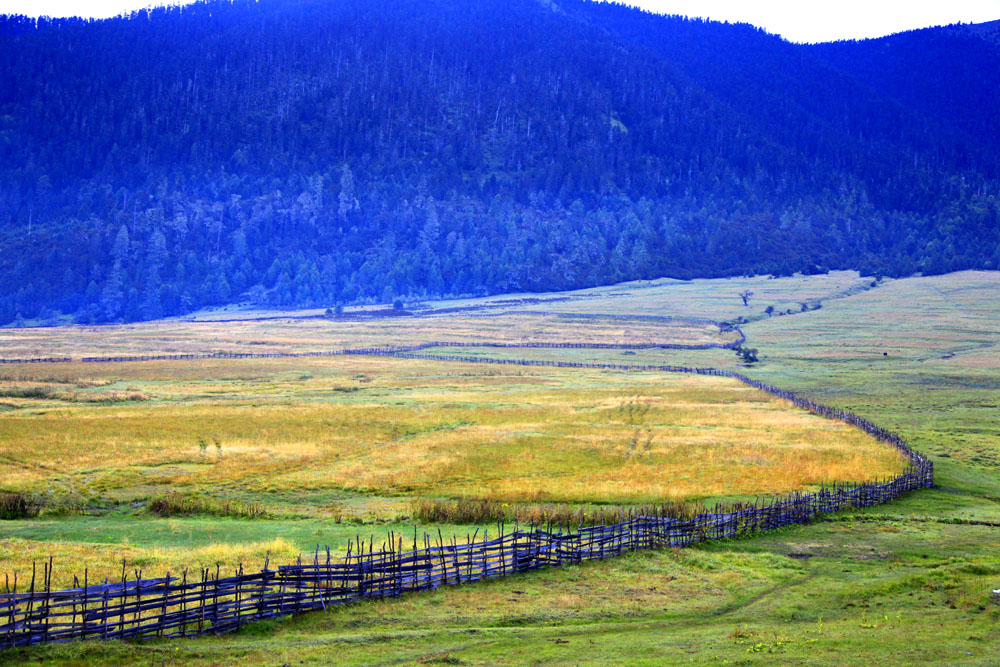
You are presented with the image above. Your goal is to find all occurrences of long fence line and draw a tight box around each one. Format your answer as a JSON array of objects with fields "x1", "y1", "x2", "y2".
[
  {"x1": 0, "y1": 357, "x2": 73, "y2": 365},
  {"x1": 0, "y1": 340, "x2": 931, "y2": 650},
  {"x1": 417, "y1": 309, "x2": 735, "y2": 327},
  {"x1": 0, "y1": 312, "x2": 744, "y2": 365},
  {"x1": 0, "y1": 339, "x2": 741, "y2": 365}
]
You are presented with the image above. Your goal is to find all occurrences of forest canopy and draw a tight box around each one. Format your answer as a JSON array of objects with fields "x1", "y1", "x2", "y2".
[{"x1": 0, "y1": 0, "x2": 998, "y2": 324}]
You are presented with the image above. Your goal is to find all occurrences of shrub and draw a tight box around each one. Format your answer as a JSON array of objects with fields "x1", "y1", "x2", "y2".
[
  {"x1": 58, "y1": 390, "x2": 150, "y2": 403},
  {"x1": 0, "y1": 385, "x2": 148, "y2": 402},
  {"x1": 0, "y1": 491, "x2": 43, "y2": 520},
  {"x1": 0, "y1": 386, "x2": 53, "y2": 399},
  {"x1": 412, "y1": 498, "x2": 700, "y2": 527},
  {"x1": 148, "y1": 492, "x2": 266, "y2": 519}
]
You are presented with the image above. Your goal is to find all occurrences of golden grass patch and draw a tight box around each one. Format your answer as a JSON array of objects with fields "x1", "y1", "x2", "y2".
[
  {"x1": 0, "y1": 358, "x2": 905, "y2": 506},
  {"x1": 0, "y1": 536, "x2": 300, "y2": 588}
]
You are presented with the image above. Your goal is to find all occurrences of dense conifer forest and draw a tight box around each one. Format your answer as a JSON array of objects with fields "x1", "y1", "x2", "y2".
[{"x1": 1, "y1": 0, "x2": 998, "y2": 324}]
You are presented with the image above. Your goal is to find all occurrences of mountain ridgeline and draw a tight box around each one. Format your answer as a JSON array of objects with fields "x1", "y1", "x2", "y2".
[{"x1": 1, "y1": 0, "x2": 998, "y2": 324}]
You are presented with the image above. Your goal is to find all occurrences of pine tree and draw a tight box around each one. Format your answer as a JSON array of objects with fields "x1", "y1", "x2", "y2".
[{"x1": 101, "y1": 262, "x2": 126, "y2": 321}]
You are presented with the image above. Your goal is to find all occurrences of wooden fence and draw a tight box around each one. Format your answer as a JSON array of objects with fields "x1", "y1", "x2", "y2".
[
  {"x1": 0, "y1": 336, "x2": 741, "y2": 365},
  {"x1": 0, "y1": 312, "x2": 743, "y2": 366},
  {"x1": 0, "y1": 340, "x2": 732, "y2": 365},
  {"x1": 0, "y1": 357, "x2": 72, "y2": 365},
  {"x1": 0, "y1": 475, "x2": 929, "y2": 649},
  {"x1": 0, "y1": 342, "x2": 932, "y2": 650}
]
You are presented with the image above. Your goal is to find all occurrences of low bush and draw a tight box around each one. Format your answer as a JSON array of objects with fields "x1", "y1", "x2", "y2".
[
  {"x1": 148, "y1": 492, "x2": 266, "y2": 519},
  {"x1": 0, "y1": 386, "x2": 53, "y2": 399},
  {"x1": 0, "y1": 491, "x2": 43, "y2": 520},
  {"x1": 54, "y1": 390, "x2": 150, "y2": 403},
  {"x1": 0, "y1": 385, "x2": 148, "y2": 402},
  {"x1": 412, "y1": 497, "x2": 700, "y2": 527}
]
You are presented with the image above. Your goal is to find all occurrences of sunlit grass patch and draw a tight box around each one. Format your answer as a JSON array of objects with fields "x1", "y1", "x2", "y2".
[
  {"x1": 0, "y1": 272, "x2": 963, "y2": 611},
  {"x1": 0, "y1": 535, "x2": 301, "y2": 588},
  {"x1": 0, "y1": 361, "x2": 905, "y2": 507}
]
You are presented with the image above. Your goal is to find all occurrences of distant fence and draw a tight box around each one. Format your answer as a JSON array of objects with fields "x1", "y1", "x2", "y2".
[
  {"x1": 0, "y1": 312, "x2": 744, "y2": 366},
  {"x1": 1, "y1": 335, "x2": 743, "y2": 366},
  {"x1": 403, "y1": 309, "x2": 746, "y2": 349},
  {"x1": 0, "y1": 357, "x2": 72, "y2": 365},
  {"x1": 0, "y1": 342, "x2": 932, "y2": 650}
]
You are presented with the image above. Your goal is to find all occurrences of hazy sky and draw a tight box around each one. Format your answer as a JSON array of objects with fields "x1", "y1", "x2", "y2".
[
  {"x1": 3, "y1": 0, "x2": 999, "y2": 43},
  {"x1": 625, "y1": 0, "x2": 1000, "y2": 42}
]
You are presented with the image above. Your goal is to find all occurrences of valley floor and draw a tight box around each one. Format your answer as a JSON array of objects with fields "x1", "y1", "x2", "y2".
[{"x1": 1, "y1": 270, "x2": 999, "y2": 665}]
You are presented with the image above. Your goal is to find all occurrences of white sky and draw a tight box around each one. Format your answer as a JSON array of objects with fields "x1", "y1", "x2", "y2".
[
  {"x1": 2, "y1": 0, "x2": 999, "y2": 43},
  {"x1": 622, "y1": 0, "x2": 1000, "y2": 42}
]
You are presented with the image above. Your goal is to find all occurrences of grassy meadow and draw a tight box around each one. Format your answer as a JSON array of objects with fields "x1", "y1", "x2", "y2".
[
  {"x1": 175, "y1": 269, "x2": 876, "y2": 323},
  {"x1": 2, "y1": 271, "x2": 999, "y2": 665},
  {"x1": 0, "y1": 363, "x2": 900, "y2": 503},
  {"x1": 0, "y1": 311, "x2": 734, "y2": 359},
  {"x1": 0, "y1": 352, "x2": 902, "y2": 586}
]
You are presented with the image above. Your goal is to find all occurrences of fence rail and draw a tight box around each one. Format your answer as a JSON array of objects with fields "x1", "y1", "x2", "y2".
[
  {"x1": 0, "y1": 312, "x2": 744, "y2": 366},
  {"x1": 0, "y1": 357, "x2": 72, "y2": 365},
  {"x1": 0, "y1": 340, "x2": 932, "y2": 650}
]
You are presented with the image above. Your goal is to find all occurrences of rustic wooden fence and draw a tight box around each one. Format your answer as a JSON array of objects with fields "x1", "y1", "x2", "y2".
[
  {"x1": 1, "y1": 473, "x2": 929, "y2": 649},
  {"x1": 0, "y1": 340, "x2": 932, "y2": 650}
]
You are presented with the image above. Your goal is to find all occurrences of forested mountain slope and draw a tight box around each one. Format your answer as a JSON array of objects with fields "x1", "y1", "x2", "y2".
[{"x1": 0, "y1": 0, "x2": 997, "y2": 324}]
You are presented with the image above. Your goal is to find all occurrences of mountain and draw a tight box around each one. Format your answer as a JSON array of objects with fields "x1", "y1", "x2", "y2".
[{"x1": 0, "y1": 0, "x2": 998, "y2": 325}]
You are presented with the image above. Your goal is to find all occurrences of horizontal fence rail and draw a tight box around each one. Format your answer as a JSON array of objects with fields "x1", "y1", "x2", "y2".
[
  {"x1": 0, "y1": 312, "x2": 744, "y2": 365},
  {"x1": 0, "y1": 357, "x2": 73, "y2": 365},
  {"x1": 1, "y1": 335, "x2": 743, "y2": 365},
  {"x1": 0, "y1": 336, "x2": 931, "y2": 650}
]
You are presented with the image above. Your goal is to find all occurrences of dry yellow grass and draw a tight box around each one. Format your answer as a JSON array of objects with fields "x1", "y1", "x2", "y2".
[
  {"x1": 0, "y1": 357, "x2": 905, "y2": 506},
  {"x1": 0, "y1": 536, "x2": 301, "y2": 587},
  {"x1": 0, "y1": 311, "x2": 733, "y2": 359}
]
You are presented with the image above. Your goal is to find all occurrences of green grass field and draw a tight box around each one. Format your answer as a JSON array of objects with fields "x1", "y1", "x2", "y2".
[{"x1": 1, "y1": 271, "x2": 999, "y2": 665}]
